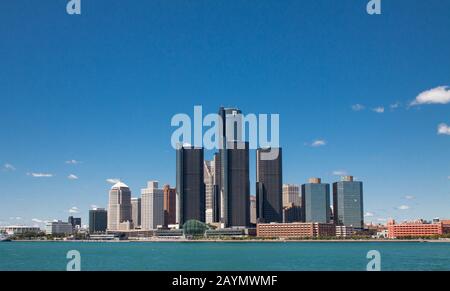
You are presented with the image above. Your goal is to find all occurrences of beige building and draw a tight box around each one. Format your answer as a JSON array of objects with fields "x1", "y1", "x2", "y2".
[
  {"x1": 141, "y1": 181, "x2": 164, "y2": 230},
  {"x1": 131, "y1": 197, "x2": 141, "y2": 228},
  {"x1": 257, "y1": 222, "x2": 336, "y2": 238},
  {"x1": 283, "y1": 184, "x2": 301, "y2": 207},
  {"x1": 204, "y1": 160, "x2": 215, "y2": 224},
  {"x1": 107, "y1": 182, "x2": 132, "y2": 231}
]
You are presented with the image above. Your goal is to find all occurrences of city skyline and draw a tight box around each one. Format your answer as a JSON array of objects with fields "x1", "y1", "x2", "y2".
[{"x1": 1, "y1": 0, "x2": 450, "y2": 227}]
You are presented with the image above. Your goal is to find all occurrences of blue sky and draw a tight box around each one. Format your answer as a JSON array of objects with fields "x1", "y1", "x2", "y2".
[{"x1": 0, "y1": 0, "x2": 449, "y2": 227}]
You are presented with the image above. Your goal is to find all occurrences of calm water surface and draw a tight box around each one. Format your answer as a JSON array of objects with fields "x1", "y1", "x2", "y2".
[{"x1": 1, "y1": 241, "x2": 449, "y2": 271}]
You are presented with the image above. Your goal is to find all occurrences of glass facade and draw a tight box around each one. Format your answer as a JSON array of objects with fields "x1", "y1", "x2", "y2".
[
  {"x1": 301, "y1": 183, "x2": 330, "y2": 223},
  {"x1": 333, "y1": 181, "x2": 364, "y2": 229}
]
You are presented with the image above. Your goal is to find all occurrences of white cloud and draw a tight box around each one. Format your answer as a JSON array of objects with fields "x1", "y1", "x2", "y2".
[
  {"x1": 90, "y1": 204, "x2": 98, "y2": 209},
  {"x1": 396, "y1": 205, "x2": 410, "y2": 210},
  {"x1": 404, "y1": 195, "x2": 415, "y2": 200},
  {"x1": 372, "y1": 107, "x2": 385, "y2": 113},
  {"x1": 364, "y1": 212, "x2": 374, "y2": 217},
  {"x1": 28, "y1": 172, "x2": 53, "y2": 178},
  {"x1": 437, "y1": 123, "x2": 450, "y2": 135},
  {"x1": 67, "y1": 174, "x2": 79, "y2": 180},
  {"x1": 332, "y1": 170, "x2": 348, "y2": 176},
  {"x1": 3, "y1": 163, "x2": 16, "y2": 171},
  {"x1": 411, "y1": 86, "x2": 450, "y2": 106},
  {"x1": 31, "y1": 218, "x2": 43, "y2": 223},
  {"x1": 106, "y1": 178, "x2": 121, "y2": 184},
  {"x1": 390, "y1": 102, "x2": 401, "y2": 110},
  {"x1": 351, "y1": 104, "x2": 365, "y2": 111},
  {"x1": 66, "y1": 160, "x2": 82, "y2": 164},
  {"x1": 68, "y1": 206, "x2": 79, "y2": 214},
  {"x1": 311, "y1": 140, "x2": 326, "y2": 147}
]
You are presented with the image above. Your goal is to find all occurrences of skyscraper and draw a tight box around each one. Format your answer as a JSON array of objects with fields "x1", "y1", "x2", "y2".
[
  {"x1": 204, "y1": 159, "x2": 215, "y2": 224},
  {"x1": 301, "y1": 178, "x2": 330, "y2": 223},
  {"x1": 131, "y1": 197, "x2": 141, "y2": 228},
  {"x1": 141, "y1": 181, "x2": 164, "y2": 230},
  {"x1": 107, "y1": 182, "x2": 132, "y2": 231},
  {"x1": 333, "y1": 176, "x2": 364, "y2": 229},
  {"x1": 256, "y1": 147, "x2": 283, "y2": 223},
  {"x1": 176, "y1": 145, "x2": 205, "y2": 225},
  {"x1": 163, "y1": 184, "x2": 176, "y2": 226},
  {"x1": 89, "y1": 208, "x2": 107, "y2": 234},
  {"x1": 217, "y1": 107, "x2": 250, "y2": 227}
]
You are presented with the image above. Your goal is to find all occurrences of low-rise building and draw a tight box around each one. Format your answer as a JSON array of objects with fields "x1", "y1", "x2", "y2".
[
  {"x1": 45, "y1": 221, "x2": 73, "y2": 235},
  {"x1": 257, "y1": 222, "x2": 336, "y2": 238},
  {"x1": 335, "y1": 225, "x2": 354, "y2": 238},
  {"x1": 0, "y1": 226, "x2": 41, "y2": 235},
  {"x1": 387, "y1": 219, "x2": 443, "y2": 238}
]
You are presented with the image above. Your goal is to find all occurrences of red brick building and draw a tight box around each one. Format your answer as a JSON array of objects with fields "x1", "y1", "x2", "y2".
[{"x1": 387, "y1": 219, "x2": 443, "y2": 238}]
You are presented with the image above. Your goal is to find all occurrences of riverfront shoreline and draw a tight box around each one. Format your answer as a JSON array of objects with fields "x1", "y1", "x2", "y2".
[{"x1": 10, "y1": 238, "x2": 450, "y2": 243}]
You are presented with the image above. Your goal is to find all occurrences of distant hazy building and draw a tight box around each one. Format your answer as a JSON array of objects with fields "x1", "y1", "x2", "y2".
[
  {"x1": 0, "y1": 226, "x2": 41, "y2": 235},
  {"x1": 301, "y1": 178, "x2": 331, "y2": 223},
  {"x1": 256, "y1": 147, "x2": 283, "y2": 223},
  {"x1": 163, "y1": 184, "x2": 176, "y2": 226},
  {"x1": 218, "y1": 107, "x2": 250, "y2": 228},
  {"x1": 250, "y1": 195, "x2": 257, "y2": 225},
  {"x1": 141, "y1": 181, "x2": 164, "y2": 230},
  {"x1": 204, "y1": 159, "x2": 215, "y2": 224},
  {"x1": 107, "y1": 182, "x2": 132, "y2": 231},
  {"x1": 131, "y1": 197, "x2": 141, "y2": 228},
  {"x1": 68, "y1": 216, "x2": 81, "y2": 229},
  {"x1": 89, "y1": 208, "x2": 107, "y2": 234},
  {"x1": 176, "y1": 145, "x2": 205, "y2": 225},
  {"x1": 45, "y1": 220, "x2": 73, "y2": 235},
  {"x1": 283, "y1": 184, "x2": 301, "y2": 207},
  {"x1": 333, "y1": 176, "x2": 364, "y2": 229}
]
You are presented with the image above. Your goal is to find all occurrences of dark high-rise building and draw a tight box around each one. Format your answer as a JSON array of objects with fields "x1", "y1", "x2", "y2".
[
  {"x1": 333, "y1": 176, "x2": 364, "y2": 229},
  {"x1": 89, "y1": 208, "x2": 107, "y2": 234},
  {"x1": 220, "y1": 141, "x2": 250, "y2": 227},
  {"x1": 68, "y1": 216, "x2": 81, "y2": 229},
  {"x1": 163, "y1": 184, "x2": 176, "y2": 226},
  {"x1": 217, "y1": 107, "x2": 250, "y2": 227},
  {"x1": 301, "y1": 178, "x2": 331, "y2": 223},
  {"x1": 176, "y1": 145, "x2": 205, "y2": 225},
  {"x1": 256, "y1": 147, "x2": 283, "y2": 223}
]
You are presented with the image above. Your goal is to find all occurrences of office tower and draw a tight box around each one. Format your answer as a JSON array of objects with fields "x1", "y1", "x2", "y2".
[
  {"x1": 141, "y1": 181, "x2": 164, "y2": 230},
  {"x1": 107, "y1": 182, "x2": 132, "y2": 231},
  {"x1": 220, "y1": 141, "x2": 250, "y2": 227},
  {"x1": 212, "y1": 152, "x2": 221, "y2": 223},
  {"x1": 89, "y1": 208, "x2": 107, "y2": 234},
  {"x1": 204, "y1": 159, "x2": 215, "y2": 223},
  {"x1": 301, "y1": 178, "x2": 331, "y2": 223},
  {"x1": 333, "y1": 176, "x2": 364, "y2": 229},
  {"x1": 163, "y1": 184, "x2": 176, "y2": 226},
  {"x1": 256, "y1": 147, "x2": 283, "y2": 223},
  {"x1": 283, "y1": 184, "x2": 301, "y2": 207},
  {"x1": 176, "y1": 145, "x2": 205, "y2": 225},
  {"x1": 217, "y1": 107, "x2": 250, "y2": 227},
  {"x1": 250, "y1": 195, "x2": 257, "y2": 225},
  {"x1": 131, "y1": 197, "x2": 141, "y2": 228},
  {"x1": 68, "y1": 216, "x2": 81, "y2": 229}
]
